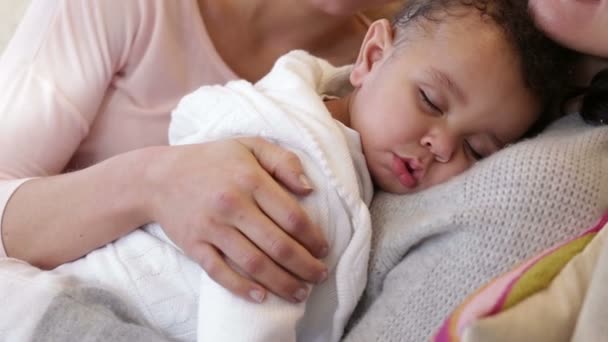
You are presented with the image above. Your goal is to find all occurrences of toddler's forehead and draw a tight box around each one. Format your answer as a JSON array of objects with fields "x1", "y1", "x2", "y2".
[{"x1": 403, "y1": 18, "x2": 539, "y2": 140}]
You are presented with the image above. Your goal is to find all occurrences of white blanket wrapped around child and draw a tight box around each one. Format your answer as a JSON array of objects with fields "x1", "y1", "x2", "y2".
[{"x1": 38, "y1": 51, "x2": 372, "y2": 342}]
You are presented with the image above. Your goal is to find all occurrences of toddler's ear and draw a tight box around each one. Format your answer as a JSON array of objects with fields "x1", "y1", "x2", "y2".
[{"x1": 350, "y1": 19, "x2": 395, "y2": 87}]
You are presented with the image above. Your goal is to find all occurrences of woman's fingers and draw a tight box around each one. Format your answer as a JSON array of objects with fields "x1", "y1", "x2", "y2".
[
  {"x1": 252, "y1": 173, "x2": 329, "y2": 263},
  {"x1": 238, "y1": 137, "x2": 313, "y2": 196},
  {"x1": 190, "y1": 241, "x2": 268, "y2": 303},
  {"x1": 238, "y1": 137, "x2": 329, "y2": 258},
  {"x1": 150, "y1": 140, "x2": 330, "y2": 302},
  {"x1": 209, "y1": 224, "x2": 314, "y2": 303},
  {"x1": 231, "y1": 196, "x2": 328, "y2": 282}
]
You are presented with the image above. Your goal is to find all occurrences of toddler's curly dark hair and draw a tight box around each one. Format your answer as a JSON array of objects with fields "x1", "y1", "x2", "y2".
[{"x1": 391, "y1": 0, "x2": 579, "y2": 134}]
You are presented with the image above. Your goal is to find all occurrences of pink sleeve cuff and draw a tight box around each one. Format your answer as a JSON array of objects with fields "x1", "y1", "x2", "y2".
[{"x1": 0, "y1": 178, "x2": 33, "y2": 258}]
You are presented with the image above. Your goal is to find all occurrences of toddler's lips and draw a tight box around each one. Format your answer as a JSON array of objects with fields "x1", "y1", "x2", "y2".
[{"x1": 392, "y1": 154, "x2": 417, "y2": 188}]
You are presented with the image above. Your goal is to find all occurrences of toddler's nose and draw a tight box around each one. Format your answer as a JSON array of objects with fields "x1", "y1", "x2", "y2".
[{"x1": 420, "y1": 131, "x2": 456, "y2": 163}]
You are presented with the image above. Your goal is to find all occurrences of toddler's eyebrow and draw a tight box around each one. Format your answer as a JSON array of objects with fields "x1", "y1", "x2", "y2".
[{"x1": 427, "y1": 68, "x2": 466, "y2": 104}]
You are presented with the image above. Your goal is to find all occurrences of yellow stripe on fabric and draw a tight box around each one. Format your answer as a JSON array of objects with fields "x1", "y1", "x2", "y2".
[{"x1": 502, "y1": 233, "x2": 596, "y2": 310}]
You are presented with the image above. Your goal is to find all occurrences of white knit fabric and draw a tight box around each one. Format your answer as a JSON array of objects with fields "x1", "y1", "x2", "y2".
[
  {"x1": 344, "y1": 114, "x2": 608, "y2": 341},
  {"x1": 0, "y1": 258, "x2": 84, "y2": 341},
  {"x1": 55, "y1": 51, "x2": 373, "y2": 342}
]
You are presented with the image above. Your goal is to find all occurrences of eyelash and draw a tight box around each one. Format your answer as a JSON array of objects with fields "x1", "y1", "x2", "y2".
[
  {"x1": 419, "y1": 89, "x2": 442, "y2": 114},
  {"x1": 464, "y1": 140, "x2": 483, "y2": 161}
]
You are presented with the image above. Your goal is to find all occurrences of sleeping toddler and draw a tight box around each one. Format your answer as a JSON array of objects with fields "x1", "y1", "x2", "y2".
[{"x1": 54, "y1": 0, "x2": 575, "y2": 341}]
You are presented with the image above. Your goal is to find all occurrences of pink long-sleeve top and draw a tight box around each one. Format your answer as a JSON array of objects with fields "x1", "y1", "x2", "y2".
[{"x1": 0, "y1": 0, "x2": 238, "y2": 257}]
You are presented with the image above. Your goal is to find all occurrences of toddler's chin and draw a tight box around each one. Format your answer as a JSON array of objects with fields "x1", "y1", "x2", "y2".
[{"x1": 376, "y1": 182, "x2": 421, "y2": 195}]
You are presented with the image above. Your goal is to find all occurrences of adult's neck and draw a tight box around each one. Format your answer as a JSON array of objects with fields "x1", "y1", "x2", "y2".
[
  {"x1": 325, "y1": 96, "x2": 353, "y2": 128},
  {"x1": 200, "y1": 0, "x2": 365, "y2": 51}
]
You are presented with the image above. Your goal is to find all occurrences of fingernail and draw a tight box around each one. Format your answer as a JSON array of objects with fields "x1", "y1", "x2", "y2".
[
  {"x1": 293, "y1": 287, "x2": 309, "y2": 302},
  {"x1": 318, "y1": 246, "x2": 329, "y2": 258},
  {"x1": 317, "y1": 270, "x2": 328, "y2": 283},
  {"x1": 299, "y1": 174, "x2": 312, "y2": 189},
  {"x1": 250, "y1": 289, "x2": 265, "y2": 303}
]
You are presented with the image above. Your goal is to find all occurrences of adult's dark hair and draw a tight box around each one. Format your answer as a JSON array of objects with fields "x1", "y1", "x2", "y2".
[{"x1": 391, "y1": 0, "x2": 579, "y2": 134}]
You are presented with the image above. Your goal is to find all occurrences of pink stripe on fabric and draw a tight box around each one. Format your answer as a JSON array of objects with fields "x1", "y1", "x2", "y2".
[
  {"x1": 433, "y1": 211, "x2": 608, "y2": 341},
  {"x1": 489, "y1": 212, "x2": 608, "y2": 315}
]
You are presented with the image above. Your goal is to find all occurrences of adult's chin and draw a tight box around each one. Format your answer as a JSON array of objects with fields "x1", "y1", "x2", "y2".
[
  {"x1": 529, "y1": 0, "x2": 607, "y2": 57},
  {"x1": 307, "y1": 0, "x2": 392, "y2": 16}
]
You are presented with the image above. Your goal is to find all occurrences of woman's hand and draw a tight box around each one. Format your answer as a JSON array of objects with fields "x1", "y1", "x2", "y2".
[{"x1": 145, "y1": 137, "x2": 329, "y2": 303}]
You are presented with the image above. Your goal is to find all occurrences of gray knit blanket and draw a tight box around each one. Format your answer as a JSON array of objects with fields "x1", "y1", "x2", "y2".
[{"x1": 343, "y1": 114, "x2": 608, "y2": 341}]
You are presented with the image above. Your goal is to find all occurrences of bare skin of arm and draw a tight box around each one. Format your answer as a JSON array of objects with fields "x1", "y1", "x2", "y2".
[{"x1": 2, "y1": 138, "x2": 328, "y2": 303}]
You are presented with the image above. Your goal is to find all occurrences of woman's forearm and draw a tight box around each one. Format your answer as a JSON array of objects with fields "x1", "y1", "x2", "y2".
[
  {"x1": 1, "y1": 148, "x2": 154, "y2": 269},
  {"x1": 2, "y1": 140, "x2": 328, "y2": 303}
]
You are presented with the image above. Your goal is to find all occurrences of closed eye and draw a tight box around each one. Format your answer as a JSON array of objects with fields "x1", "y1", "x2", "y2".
[
  {"x1": 419, "y1": 89, "x2": 442, "y2": 114},
  {"x1": 464, "y1": 140, "x2": 484, "y2": 161}
]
